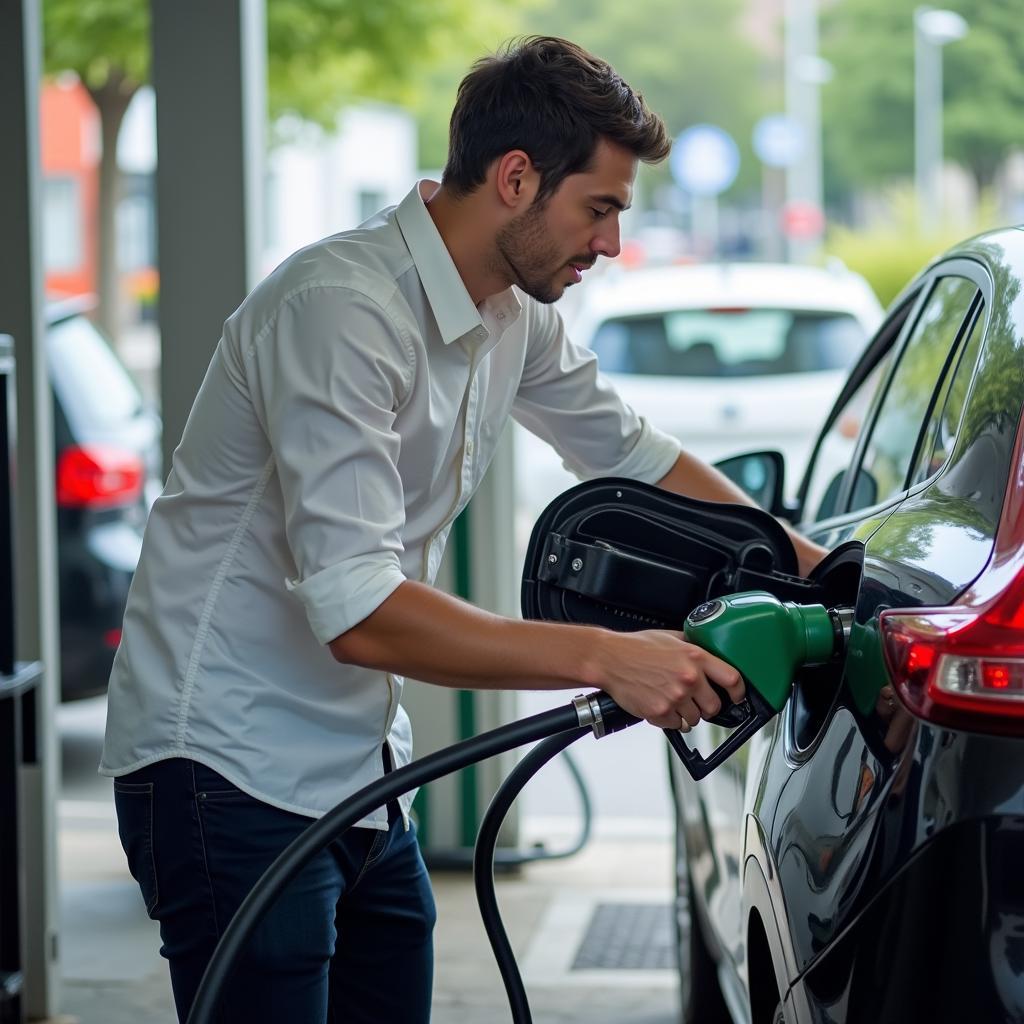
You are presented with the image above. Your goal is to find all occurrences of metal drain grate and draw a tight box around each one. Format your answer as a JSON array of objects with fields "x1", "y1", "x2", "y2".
[{"x1": 571, "y1": 902, "x2": 674, "y2": 970}]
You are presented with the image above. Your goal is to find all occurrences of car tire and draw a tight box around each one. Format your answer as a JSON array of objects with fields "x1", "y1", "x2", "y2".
[{"x1": 675, "y1": 819, "x2": 731, "y2": 1024}]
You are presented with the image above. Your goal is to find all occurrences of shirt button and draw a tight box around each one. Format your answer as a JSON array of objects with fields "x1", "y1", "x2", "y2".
[
  {"x1": 497, "y1": 311, "x2": 506, "y2": 321},
  {"x1": 465, "y1": 439, "x2": 475, "y2": 456}
]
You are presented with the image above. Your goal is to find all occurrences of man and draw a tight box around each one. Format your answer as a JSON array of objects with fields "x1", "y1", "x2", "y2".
[{"x1": 103, "y1": 35, "x2": 823, "y2": 1024}]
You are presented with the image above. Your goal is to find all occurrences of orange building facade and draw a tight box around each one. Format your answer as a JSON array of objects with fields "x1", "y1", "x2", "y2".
[{"x1": 40, "y1": 76, "x2": 100, "y2": 298}]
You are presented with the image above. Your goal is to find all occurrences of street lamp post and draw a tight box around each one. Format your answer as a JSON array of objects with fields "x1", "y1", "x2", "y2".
[
  {"x1": 784, "y1": 0, "x2": 832, "y2": 264},
  {"x1": 914, "y1": 6, "x2": 968, "y2": 234}
]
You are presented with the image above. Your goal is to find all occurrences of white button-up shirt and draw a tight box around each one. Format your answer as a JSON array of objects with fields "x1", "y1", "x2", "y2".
[{"x1": 100, "y1": 181, "x2": 681, "y2": 825}]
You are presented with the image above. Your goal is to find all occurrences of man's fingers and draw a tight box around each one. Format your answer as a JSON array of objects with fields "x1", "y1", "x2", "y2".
[
  {"x1": 702, "y1": 654, "x2": 745, "y2": 702},
  {"x1": 691, "y1": 684, "x2": 723, "y2": 720},
  {"x1": 677, "y1": 698, "x2": 702, "y2": 729}
]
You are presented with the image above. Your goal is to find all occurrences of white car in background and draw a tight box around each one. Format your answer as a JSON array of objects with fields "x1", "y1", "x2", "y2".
[{"x1": 513, "y1": 261, "x2": 884, "y2": 558}]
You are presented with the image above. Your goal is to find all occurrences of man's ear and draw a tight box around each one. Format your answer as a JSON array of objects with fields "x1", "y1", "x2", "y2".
[{"x1": 494, "y1": 150, "x2": 538, "y2": 210}]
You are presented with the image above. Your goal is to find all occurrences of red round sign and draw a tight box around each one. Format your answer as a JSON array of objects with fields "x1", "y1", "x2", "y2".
[{"x1": 781, "y1": 201, "x2": 825, "y2": 239}]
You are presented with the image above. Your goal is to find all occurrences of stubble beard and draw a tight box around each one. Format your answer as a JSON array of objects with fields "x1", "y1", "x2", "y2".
[{"x1": 494, "y1": 202, "x2": 572, "y2": 305}]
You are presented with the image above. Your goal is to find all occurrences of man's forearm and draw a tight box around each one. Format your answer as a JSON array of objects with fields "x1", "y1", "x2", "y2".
[
  {"x1": 328, "y1": 577, "x2": 746, "y2": 729},
  {"x1": 329, "y1": 579, "x2": 605, "y2": 692},
  {"x1": 655, "y1": 449, "x2": 826, "y2": 575},
  {"x1": 655, "y1": 448, "x2": 757, "y2": 506}
]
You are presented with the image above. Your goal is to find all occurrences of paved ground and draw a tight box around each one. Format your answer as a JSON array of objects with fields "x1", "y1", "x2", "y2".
[{"x1": 54, "y1": 698, "x2": 682, "y2": 1024}]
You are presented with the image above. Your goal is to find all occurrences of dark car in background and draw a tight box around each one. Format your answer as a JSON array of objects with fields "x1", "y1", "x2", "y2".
[
  {"x1": 664, "y1": 228, "x2": 1024, "y2": 1023},
  {"x1": 48, "y1": 299, "x2": 161, "y2": 700}
]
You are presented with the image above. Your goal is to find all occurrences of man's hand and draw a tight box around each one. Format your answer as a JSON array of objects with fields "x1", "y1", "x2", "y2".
[{"x1": 590, "y1": 628, "x2": 745, "y2": 731}]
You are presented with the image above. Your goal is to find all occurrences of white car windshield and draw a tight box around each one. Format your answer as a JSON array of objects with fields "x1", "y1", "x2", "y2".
[{"x1": 589, "y1": 308, "x2": 867, "y2": 378}]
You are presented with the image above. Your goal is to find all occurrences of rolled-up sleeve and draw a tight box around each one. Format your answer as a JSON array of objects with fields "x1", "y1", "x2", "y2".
[
  {"x1": 245, "y1": 284, "x2": 413, "y2": 644},
  {"x1": 512, "y1": 303, "x2": 681, "y2": 484}
]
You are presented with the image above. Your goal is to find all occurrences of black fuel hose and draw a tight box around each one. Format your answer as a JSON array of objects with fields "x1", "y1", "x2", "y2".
[
  {"x1": 474, "y1": 728, "x2": 589, "y2": 1024},
  {"x1": 185, "y1": 701, "x2": 585, "y2": 1024},
  {"x1": 424, "y1": 744, "x2": 594, "y2": 871}
]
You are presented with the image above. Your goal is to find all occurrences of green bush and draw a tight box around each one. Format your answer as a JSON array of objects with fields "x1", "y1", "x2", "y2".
[
  {"x1": 824, "y1": 187, "x2": 1002, "y2": 308},
  {"x1": 825, "y1": 230, "x2": 955, "y2": 308}
]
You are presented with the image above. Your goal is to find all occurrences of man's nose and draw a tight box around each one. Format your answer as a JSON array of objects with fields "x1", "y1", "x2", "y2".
[{"x1": 591, "y1": 220, "x2": 621, "y2": 260}]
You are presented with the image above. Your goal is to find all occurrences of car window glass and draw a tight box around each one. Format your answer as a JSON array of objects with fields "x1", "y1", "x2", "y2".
[
  {"x1": 909, "y1": 301, "x2": 985, "y2": 487},
  {"x1": 589, "y1": 309, "x2": 867, "y2": 378},
  {"x1": 48, "y1": 315, "x2": 143, "y2": 430},
  {"x1": 851, "y1": 276, "x2": 978, "y2": 513},
  {"x1": 802, "y1": 352, "x2": 894, "y2": 522}
]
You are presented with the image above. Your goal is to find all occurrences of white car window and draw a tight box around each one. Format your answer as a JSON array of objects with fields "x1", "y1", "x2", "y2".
[{"x1": 589, "y1": 309, "x2": 867, "y2": 378}]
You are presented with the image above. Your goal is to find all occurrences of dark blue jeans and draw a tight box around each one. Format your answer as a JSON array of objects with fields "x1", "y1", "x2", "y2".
[{"x1": 113, "y1": 757, "x2": 436, "y2": 1023}]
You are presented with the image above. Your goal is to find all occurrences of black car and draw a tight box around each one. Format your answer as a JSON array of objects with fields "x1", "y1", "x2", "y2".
[
  {"x1": 48, "y1": 300, "x2": 161, "y2": 700},
  {"x1": 521, "y1": 227, "x2": 1024, "y2": 1022}
]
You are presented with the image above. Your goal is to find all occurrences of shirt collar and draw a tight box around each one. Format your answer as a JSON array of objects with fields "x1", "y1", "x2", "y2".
[
  {"x1": 480, "y1": 289, "x2": 524, "y2": 334},
  {"x1": 394, "y1": 180, "x2": 489, "y2": 346}
]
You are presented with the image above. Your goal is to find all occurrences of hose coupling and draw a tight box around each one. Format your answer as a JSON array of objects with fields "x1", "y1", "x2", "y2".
[{"x1": 572, "y1": 692, "x2": 607, "y2": 738}]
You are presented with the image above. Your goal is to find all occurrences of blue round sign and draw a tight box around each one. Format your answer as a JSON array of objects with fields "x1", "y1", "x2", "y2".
[
  {"x1": 752, "y1": 114, "x2": 805, "y2": 169},
  {"x1": 669, "y1": 124, "x2": 740, "y2": 197}
]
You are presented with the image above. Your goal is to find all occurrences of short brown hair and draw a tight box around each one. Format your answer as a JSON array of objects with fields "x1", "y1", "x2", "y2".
[{"x1": 442, "y1": 36, "x2": 670, "y2": 202}]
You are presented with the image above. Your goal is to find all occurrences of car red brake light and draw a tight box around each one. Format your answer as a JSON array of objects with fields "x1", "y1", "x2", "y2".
[
  {"x1": 56, "y1": 445, "x2": 144, "y2": 509},
  {"x1": 880, "y1": 411, "x2": 1024, "y2": 735},
  {"x1": 881, "y1": 594, "x2": 1024, "y2": 735}
]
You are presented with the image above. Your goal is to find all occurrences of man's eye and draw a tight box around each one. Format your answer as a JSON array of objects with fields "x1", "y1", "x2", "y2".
[{"x1": 591, "y1": 208, "x2": 609, "y2": 219}]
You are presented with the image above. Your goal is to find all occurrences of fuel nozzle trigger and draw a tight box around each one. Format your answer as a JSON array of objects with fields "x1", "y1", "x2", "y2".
[
  {"x1": 667, "y1": 591, "x2": 847, "y2": 780},
  {"x1": 664, "y1": 684, "x2": 778, "y2": 780}
]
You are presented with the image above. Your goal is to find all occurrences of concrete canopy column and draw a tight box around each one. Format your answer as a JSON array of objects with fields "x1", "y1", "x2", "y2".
[
  {"x1": 0, "y1": 0, "x2": 63, "y2": 1015},
  {"x1": 150, "y1": 0, "x2": 266, "y2": 470}
]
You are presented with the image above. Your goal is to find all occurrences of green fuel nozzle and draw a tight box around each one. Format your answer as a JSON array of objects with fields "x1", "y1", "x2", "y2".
[
  {"x1": 685, "y1": 591, "x2": 848, "y2": 712},
  {"x1": 666, "y1": 590, "x2": 853, "y2": 780}
]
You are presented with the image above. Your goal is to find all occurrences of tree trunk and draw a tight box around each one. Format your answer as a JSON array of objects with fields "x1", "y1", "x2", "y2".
[{"x1": 86, "y1": 71, "x2": 138, "y2": 343}]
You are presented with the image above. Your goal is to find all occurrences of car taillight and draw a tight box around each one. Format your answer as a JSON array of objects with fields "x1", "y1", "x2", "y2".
[
  {"x1": 880, "y1": 410, "x2": 1024, "y2": 736},
  {"x1": 56, "y1": 445, "x2": 144, "y2": 509},
  {"x1": 881, "y1": 592, "x2": 1024, "y2": 734}
]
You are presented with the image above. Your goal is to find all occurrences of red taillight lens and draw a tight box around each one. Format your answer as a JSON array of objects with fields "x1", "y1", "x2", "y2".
[
  {"x1": 881, "y1": 580, "x2": 1024, "y2": 735},
  {"x1": 878, "y1": 399, "x2": 1024, "y2": 735},
  {"x1": 56, "y1": 445, "x2": 144, "y2": 509}
]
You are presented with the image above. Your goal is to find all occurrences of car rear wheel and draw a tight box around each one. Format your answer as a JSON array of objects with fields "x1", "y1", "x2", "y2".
[{"x1": 675, "y1": 815, "x2": 731, "y2": 1024}]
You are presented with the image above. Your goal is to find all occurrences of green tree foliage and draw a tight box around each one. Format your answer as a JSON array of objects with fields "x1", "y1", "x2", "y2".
[
  {"x1": 44, "y1": 0, "x2": 150, "y2": 337},
  {"x1": 531, "y1": 0, "x2": 770, "y2": 149},
  {"x1": 412, "y1": 0, "x2": 776, "y2": 193},
  {"x1": 534, "y1": 0, "x2": 776, "y2": 197},
  {"x1": 821, "y1": 0, "x2": 1024, "y2": 193},
  {"x1": 42, "y1": 0, "x2": 508, "y2": 334},
  {"x1": 375, "y1": 7, "x2": 528, "y2": 172},
  {"x1": 45, "y1": 0, "x2": 149, "y2": 90},
  {"x1": 826, "y1": 187, "x2": 1001, "y2": 306},
  {"x1": 265, "y1": 0, "x2": 510, "y2": 128}
]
